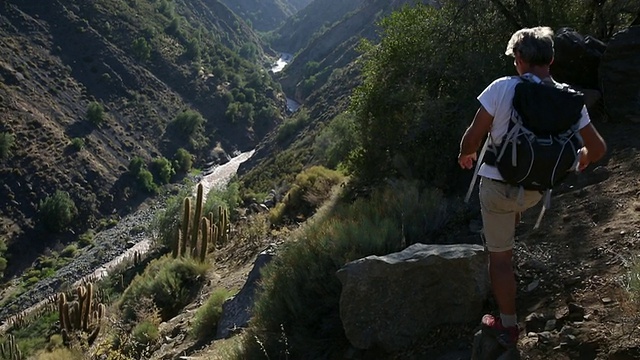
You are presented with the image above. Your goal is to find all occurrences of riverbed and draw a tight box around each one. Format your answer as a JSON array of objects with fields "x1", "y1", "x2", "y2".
[{"x1": 0, "y1": 151, "x2": 255, "y2": 331}]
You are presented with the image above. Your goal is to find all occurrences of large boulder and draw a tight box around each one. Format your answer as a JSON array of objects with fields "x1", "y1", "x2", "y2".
[
  {"x1": 336, "y1": 243, "x2": 489, "y2": 353},
  {"x1": 215, "y1": 250, "x2": 273, "y2": 339},
  {"x1": 552, "y1": 28, "x2": 606, "y2": 90},
  {"x1": 599, "y1": 26, "x2": 640, "y2": 123}
]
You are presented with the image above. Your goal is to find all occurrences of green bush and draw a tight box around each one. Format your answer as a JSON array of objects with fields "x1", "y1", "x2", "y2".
[
  {"x1": 191, "y1": 288, "x2": 233, "y2": 340},
  {"x1": 136, "y1": 169, "x2": 157, "y2": 194},
  {"x1": 275, "y1": 109, "x2": 310, "y2": 144},
  {"x1": 203, "y1": 180, "x2": 242, "y2": 221},
  {"x1": 131, "y1": 320, "x2": 160, "y2": 348},
  {"x1": 70, "y1": 137, "x2": 85, "y2": 151},
  {"x1": 78, "y1": 230, "x2": 95, "y2": 247},
  {"x1": 270, "y1": 166, "x2": 344, "y2": 225},
  {"x1": 173, "y1": 148, "x2": 193, "y2": 173},
  {"x1": 86, "y1": 101, "x2": 105, "y2": 125},
  {"x1": 150, "y1": 156, "x2": 175, "y2": 184},
  {"x1": 171, "y1": 110, "x2": 205, "y2": 148},
  {"x1": 10, "y1": 310, "x2": 59, "y2": 358},
  {"x1": 128, "y1": 156, "x2": 145, "y2": 177},
  {"x1": 152, "y1": 185, "x2": 192, "y2": 248},
  {"x1": 60, "y1": 244, "x2": 78, "y2": 258},
  {"x1": 39, "y1": 191, "x2": 77, "y2": 233},
  {"x1": 132, "y1": 37, "x2": 152, "y2": 61},
  {"x1": 119, "y1": 256, "x2": 209, "y2": 321},
  {"x1": 240, "y1": 181, "x2": 452, "y2": 358},
  {"x1": 0, "y1": 132, "x2": 15, "y2": 160}
]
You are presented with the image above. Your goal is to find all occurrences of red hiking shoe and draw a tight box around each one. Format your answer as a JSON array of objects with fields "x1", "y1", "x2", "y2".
[{"x1": 481, "y1": 314, "x2": 520, "y2": 348}]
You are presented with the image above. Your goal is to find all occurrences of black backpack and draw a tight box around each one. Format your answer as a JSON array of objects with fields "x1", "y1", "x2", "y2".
[{"x1": 483, "y1": 77, "x2": 585, "y2": 191}]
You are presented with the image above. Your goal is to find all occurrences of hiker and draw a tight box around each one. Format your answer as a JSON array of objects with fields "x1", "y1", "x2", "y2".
[{"x1": 457, "y1": 27, "x2": 607, "y2": 348}]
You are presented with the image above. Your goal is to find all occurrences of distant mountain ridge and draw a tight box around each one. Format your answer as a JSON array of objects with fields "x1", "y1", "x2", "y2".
[
  {"x1": 273, "y1": 0, "x2": 436, "y2": 103},
  {"x1": 218, "y1": 0, "x2": 314, "y2": 32}
]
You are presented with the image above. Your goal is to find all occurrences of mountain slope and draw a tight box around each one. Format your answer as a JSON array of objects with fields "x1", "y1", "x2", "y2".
[{"x1": 0, "y1": 0, "x2": 285, "y2": 276}]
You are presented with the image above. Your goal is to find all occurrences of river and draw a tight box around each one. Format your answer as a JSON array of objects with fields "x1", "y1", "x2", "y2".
[
  {"x1": 271, "y1": 52, "x2": 301, "y2": 113},
  {"x1": 0, "y1": 151, "x2": 255, "y2": 332}
]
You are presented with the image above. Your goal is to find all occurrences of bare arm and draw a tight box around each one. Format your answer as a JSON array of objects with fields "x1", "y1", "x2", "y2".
[
  {"x1": 458, "y1": 106, "x2": 494, "y2": 169},
  {"x1": 576, "y1": 123, "x2": 607, "y2": 171}
]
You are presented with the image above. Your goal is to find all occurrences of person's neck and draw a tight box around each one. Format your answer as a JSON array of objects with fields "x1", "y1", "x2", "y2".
[{"x1": 525, "y1": 65, "x2": 551, "y2": 80}]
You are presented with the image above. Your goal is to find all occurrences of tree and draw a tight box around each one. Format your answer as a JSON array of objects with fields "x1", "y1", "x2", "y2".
[
  {"x1": 313, "y1": 112, "x2": 358, "y2": 170},
  {"x1": 172, "y1": 110, "x2": 204, "y2": 140},
  {"x1": 350, "y1": 2, "x2": 509, "y2": 189},
  {"x1": 239, "y1": 42, "x2": 258, "y2": 61},
  {"x1": 39, "y1": 191, "x2": 78, "y2": 233}
]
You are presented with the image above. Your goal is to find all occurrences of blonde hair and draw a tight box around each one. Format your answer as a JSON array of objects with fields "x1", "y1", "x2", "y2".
[{"x1": 505, "y1": 27, "x2": 555, "y2": 66}]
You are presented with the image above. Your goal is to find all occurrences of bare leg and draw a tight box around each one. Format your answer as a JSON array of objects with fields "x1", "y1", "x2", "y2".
[{"x1": 489, "y1": 249, "x2": 516, "y2": 316}]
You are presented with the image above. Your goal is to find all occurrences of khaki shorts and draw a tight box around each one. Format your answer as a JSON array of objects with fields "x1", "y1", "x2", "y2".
[{"x1": 479, "y1": 177, "x2": 543, "y2": 252}]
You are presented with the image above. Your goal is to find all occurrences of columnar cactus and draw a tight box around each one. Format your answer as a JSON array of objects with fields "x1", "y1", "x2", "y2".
[
  {"x1": 0, "y1": 334, "x2": 22, "y2": 360},
  {"x1": 179, "y1": 197, "x2": 191, "y2": 257},
  {"x1": 171, "y1": 183, "x2": 233, "y2": 262},
  {"x1": 199, "y1": 217, "x2": 209, "y2": 262},
  {"x1": 215, "y1": 205, "x2": 229, "y2": 245},
  {"x1": 190, "y1": 183, "x2": 204, "y2": 251},
  {"x1": 57, "y1": 283, "x2": 105, "y2": 346}
]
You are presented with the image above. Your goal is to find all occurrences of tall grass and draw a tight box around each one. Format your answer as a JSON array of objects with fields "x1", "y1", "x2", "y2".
[
  {"x1": 191, "y1": 288, "x2": 234, "y2": 340},
  {"x1": 236, "y1": 180, "x2": 453, "y2": 359}
]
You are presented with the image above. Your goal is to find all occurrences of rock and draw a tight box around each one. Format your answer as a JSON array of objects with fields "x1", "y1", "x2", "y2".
[
  {"x1": 544, "y1": 319, "x2": 557, "y2": 331},
  {"x1": 537, "y1": 331, "x2": 553, "y2": 344},
  {"x1": 608, "y1": 346, "x2": 640, "y2": 360},
  {"x1": 337, "y1": 244, "x2": 489, "y2": 352},
  {"x1": 472, "y1": 329, "x2": 520, "y2": 360},
  {"x1": 526, "y1": 279, "x2": 540, "y2": 292},
  {"x1": 552, "y1": 28, "x2": 605, "y2": 90},
  {"x1": 580, "y1": 88, "x2": 602, "y2": 109},
  {"x1": 525, "y1": 312, "x2": 547, "y2": 332},
  {"x1": 599, "y1": 26, "x2": 640, "y2": 123},
  {"x1": 521, "y1": 259, "x2": 548, "y2": 272},
  {"x1": 215, "y1": 251, "x2": 273, "y2": 339},
  {"x1": 567, "y1": 303, "x2": 586, "y2": 321},
  {"x1": 564, "y1": 275, "x2": 582, "y2": 286}
]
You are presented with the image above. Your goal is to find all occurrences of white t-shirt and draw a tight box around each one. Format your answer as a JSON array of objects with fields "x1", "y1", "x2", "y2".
[{"x1": 476, "y1": 74, "x2": 591, "y2": 180}]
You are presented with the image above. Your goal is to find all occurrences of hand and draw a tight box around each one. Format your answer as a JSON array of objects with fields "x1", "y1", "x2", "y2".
[
  {"x1": 458, "y1": 152, "x2": 477, "y2": 170},
  {"x1": 576, "y1": 147, "x2": 589, "y2": 172}
]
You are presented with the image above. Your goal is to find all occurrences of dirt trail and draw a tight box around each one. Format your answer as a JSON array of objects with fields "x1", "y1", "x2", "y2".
[{"x1": 512, "y1": 120, "x2": 640, "y2": 359}]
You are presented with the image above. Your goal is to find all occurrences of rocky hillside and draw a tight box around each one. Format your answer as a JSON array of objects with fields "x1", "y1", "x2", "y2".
[{"x1": 0, "y1": 0, "x2": 285, "y2": 276}]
